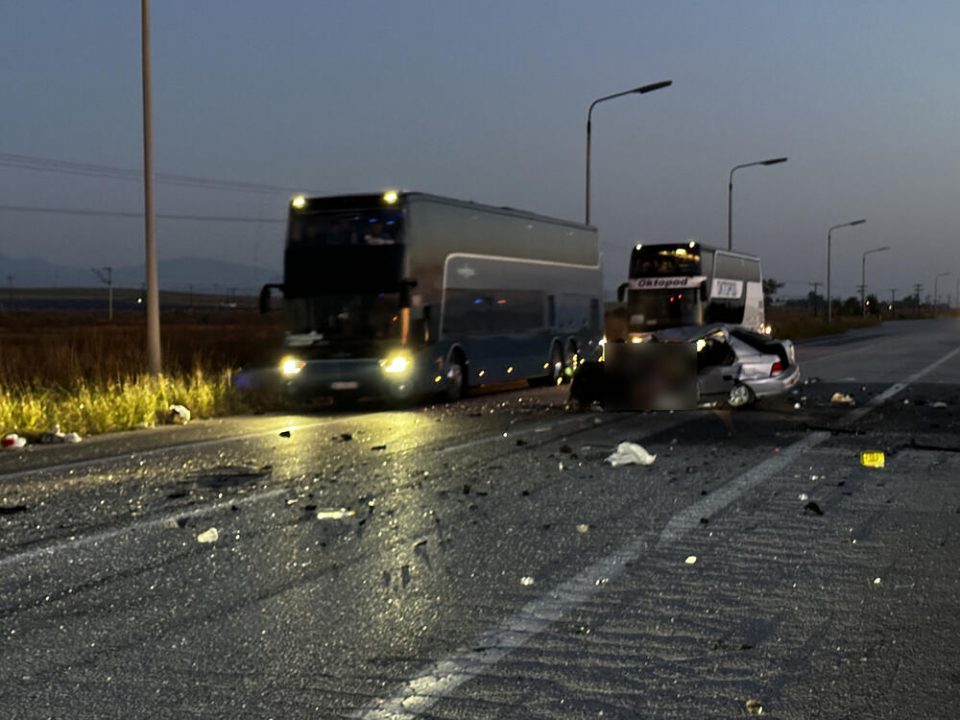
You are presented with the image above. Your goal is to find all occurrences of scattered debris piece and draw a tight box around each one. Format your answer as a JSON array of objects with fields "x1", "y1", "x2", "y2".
[
  {"x1": 520, "y1": 576, "x2": 535, "y2": 586},
  {"x1": 279, "y1": 430, "x2": 291, "y2": 438},
  {"x1": 1, "y1": 434, "x2": 27, "y2": 449},
  {"x1": 196, "y1": 527, "x2": 219, "y2": 544},
  {"x1": 684, "y1": 555, "x2": 698, "y2": 565},
  {"x1": 315, "y1": 508, "x2": 356, "y2": 520},
  {"x1": 860, "y1": 451, "x2": 885, "y2": 468},
  {"x1": 576, "y1": 523, "x2": 590, "y2": 534},
  {"x1": 559, "y1": 444, "x2": 574, "y2": 454},
  {"x1": 793, "y1": 402, "x2": 802, "y2": 410},
  {"x1": 337, "y1": 433, "x2": 353, "y2": 442},
  {"x1": 371, "y1": 444, "x2": 387, "y2": 451},
  {"x1": 745, "y1": 698, "x2": 764, "y2": 716},
  {"x1": 0, "y1": 504, "x2": 28, "y2": 515},
  {"x1": 605, "y1": 442, "x2": 657, "y2": 467},
  {"x1": 804, "y1": 501, "x2": 824, "y2": 516},
  {"x1": 699, "y1": 517, "x2": 709, "y2": 525},
  {"x1": 462, "y1": 483, "x2": 471, "y2": 495},
  {"x1": 859, "y1": 385, "x2": 868, "y2": 392},
  {"x1": 594, "y1": 577, "x2": 609, "y2": 586},
  {"x1": 515, "y1": 438, "x2": 528, "y2": 446},
  {"x1": 798, "y1": 493, "x2": 809, "y2": 501},
  {"x1": 931, "y1": 401, "x2": 948, "y2": 409},
  {"x1": 558, "y1": 461, "x2": 565, "y2": 471},
  {"x1": 873, "y1": 577, "x2": 882, "y2": 585},
  {"x1": 831, "y1": 392, "x2": 856, "y2": 406},
  {"x1": 902, "y1": 398, "x2": 911, "y2": 405},
  {"x1": 167, "y1": 404, "x2": 191, "y2": 425}
]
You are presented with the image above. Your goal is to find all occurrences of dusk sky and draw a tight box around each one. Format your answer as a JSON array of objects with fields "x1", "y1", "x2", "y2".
[{"x1": 1, "y1": 1, "x2": 958, "y2": 299}]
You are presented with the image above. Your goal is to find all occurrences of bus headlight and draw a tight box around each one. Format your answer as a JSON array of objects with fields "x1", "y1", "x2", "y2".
[
  {"x1": 280, "y1": 356, "x2": 306, "y2": 377},
  {"x1": 380, "y1": 352, "x2": 412, "y2": 375}
]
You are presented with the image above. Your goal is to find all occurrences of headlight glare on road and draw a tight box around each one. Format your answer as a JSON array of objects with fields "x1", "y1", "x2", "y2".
[
  {"x1": 280, "y1": 356, "x2": 306, "y2": 377},
  {"x1": 380, "y1": 352, "x2": 412, "y2": 375}
]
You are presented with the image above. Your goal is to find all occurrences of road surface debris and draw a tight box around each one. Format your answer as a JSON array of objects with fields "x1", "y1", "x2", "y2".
[
  {"x1": 684, "y1": 555, "x2": 698, "y2": 565},
  {"x1": 168, "y1": 404, "x2": 191, "y2": 425},
  {"x1": 1, "y1": 434, "x2": 27, "y2": 449},
  {"x1": 196, "y1": 527, "x2": 219, "y2": 544},
  {"x1": 605, "y1": 442, "x2": 657, "y2": 467},
  {"x1": 745, "y1": 698, "x2": 764, "y2": 715},
  {"x1": 316, "y1": 508, "x2": 356, "y2": 520},
  {"x1": 831, "y1": 392, "x2": 856, "y2": 406},
  {"x1": 861, "y1": 451, "x2": 885, "y2": 468},
  {"x1": 520, "y1": 576, "x2": 535, "y2": 586}
]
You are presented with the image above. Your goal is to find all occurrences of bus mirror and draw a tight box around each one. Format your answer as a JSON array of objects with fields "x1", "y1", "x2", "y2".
[
  {"x1": 399, "y1": 278, "x2": 418, "y2": 308},
  {"x1": 617, "y1": 282, "x2": 628, "y2": 303},
  {"x1": 259, "y1": 284, "x2": 284, "y2": 314}
]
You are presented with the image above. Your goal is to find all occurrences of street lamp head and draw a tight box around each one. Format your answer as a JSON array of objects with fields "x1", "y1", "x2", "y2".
[
  {"x1": 762, "y1": 157, "x2": 788, "y2": 165},
  {"x1": 633, "y1": 80, "x2": 672, "y2": 94},
  {"x1": 850, "y1": 219, "x2": 866, "y2": 226}
]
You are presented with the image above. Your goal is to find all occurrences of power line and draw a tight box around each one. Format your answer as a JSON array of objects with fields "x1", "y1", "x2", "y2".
[
  {"x1": 0, "y1": 151, "x2": 309, "y2": 195},
  {"x1": 0, "y1": 204, "x2": 284, "y2": 223}
]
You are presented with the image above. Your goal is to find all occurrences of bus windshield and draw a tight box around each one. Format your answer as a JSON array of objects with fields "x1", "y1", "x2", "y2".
[
  {"x1": 285, "y1": 293, "x2": 403, "y2": 340},
  {"x1": 289, "y1": 210, "x2": 404, "y2": 247},
  {"x1": 629, "y1": 247, "x2": 702, "y2": 277},
  {"x1": 627, "y1": 288, "x2": 703, "y2": 328}
]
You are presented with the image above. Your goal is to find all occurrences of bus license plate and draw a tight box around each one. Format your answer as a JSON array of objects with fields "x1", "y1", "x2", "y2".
[{"x1": 331, "y1": 381, "x2": 359, "y2": 390}]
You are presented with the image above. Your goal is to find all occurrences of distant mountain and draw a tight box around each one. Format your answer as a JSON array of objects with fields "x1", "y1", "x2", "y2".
[{"x1": 0, "y1": 253, "x2": 280, "y2": 294}]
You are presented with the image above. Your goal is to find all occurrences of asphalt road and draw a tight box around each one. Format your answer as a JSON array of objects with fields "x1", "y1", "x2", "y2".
[{"x1": 2, "y1": 318, "x2": 959, "y2": 719}]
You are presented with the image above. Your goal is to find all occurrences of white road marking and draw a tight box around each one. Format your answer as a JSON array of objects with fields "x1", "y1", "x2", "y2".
[
  {"x1": 0, "y1": 486, "x2": 290, "y2": 572},
  {"x1": 0, "y1": 418, "x2": 346, "y2": 484},
  {"x1": 355, "y1": 343, "x2": 960, "y2": 719}
]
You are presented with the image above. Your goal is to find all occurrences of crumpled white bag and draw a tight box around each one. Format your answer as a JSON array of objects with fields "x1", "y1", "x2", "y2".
[{"x1": 605, "y1": 441, "x2": 657, "y2": 467}]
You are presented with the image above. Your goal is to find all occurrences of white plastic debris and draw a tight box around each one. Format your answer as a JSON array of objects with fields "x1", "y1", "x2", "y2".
[
  {"x1": 196, "y1": 527, "x2": 219, "y2": 544},
  {"x1": 873, "y1": 577, "x2": 882, "y2": 585},
  {"x1": 520, "y1": 576, "x2": 535, "y2": 586},
  {"x1": 931, "y1": 401, "x2": 948, "y2": 408},
  {"x1": 576, "y1": 523, "x2": 590, "y2": 534},
  {"x1": 745, "y1": 698, "x2": 764, "y2": 716},
  {"x1": 831, "y1": 392, "x2": 856, "y2": 406},
  {"x1": 605, "y1": 442, "x2": 657, "y2": 467},
  {"x1": 315, "y1": 508, "x2": 356, "y2": 520},
  {"x1": 1, "y1": 434, "x2": 27, "y2": 450},
  {"x1": 39, "y1": 426, "x2": 83, "y2": 444},
  {"x1": 798, "y1": 493, "x2": 809, "y2": 501},
  {"x1": 684, "y1": 555, "x2": 698, "y2": 565},
  {"x1": 168, "y1": 404, "x2": 192, "y2": 425}
]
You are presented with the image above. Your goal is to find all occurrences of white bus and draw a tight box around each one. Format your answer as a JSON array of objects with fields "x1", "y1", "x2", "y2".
[
  {"x1": 262, "y1": 191, "x2": 604, "y2": 401},
  {"x1": 617, "y1": 241, "x2": 765, "y2": 333}
]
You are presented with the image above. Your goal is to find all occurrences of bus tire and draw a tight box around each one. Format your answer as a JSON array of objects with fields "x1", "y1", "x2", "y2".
[
  {"x1": 531, "y1": 342, "x2": 564, "y2": 387},
  {"x1": 563, "y1": 340, "x2": 579, "y2": 384},
  {"x1": 444, "y1": 351, "x2": 467, "y2": 402}
]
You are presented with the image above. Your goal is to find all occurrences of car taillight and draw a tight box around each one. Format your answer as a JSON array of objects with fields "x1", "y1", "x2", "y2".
[{"x1": 771, "y1": 361, "x2": 784, "y2": 376}]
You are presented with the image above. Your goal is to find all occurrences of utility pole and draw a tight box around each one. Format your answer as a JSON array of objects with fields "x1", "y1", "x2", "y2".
[
  {"x1": 141, "y1": 0, "x2": 161, "y2": 375},
  {"x1": 91, "y1": 266, "x2": 113, "y2": 321},
  {"x1": 809, "y1": 281, "x2": 822, "y2": 317},
  {"x1": 913, "y1": 283, "x2": 923, "y2": 308}
]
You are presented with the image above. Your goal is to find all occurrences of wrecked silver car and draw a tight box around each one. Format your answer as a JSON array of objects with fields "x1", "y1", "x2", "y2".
[{"x1": 570, "y1": 323, "x2": 800, "y2": 411}]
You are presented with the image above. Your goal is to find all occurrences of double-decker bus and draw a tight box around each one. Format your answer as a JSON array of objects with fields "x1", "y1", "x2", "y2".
[
  {"x1": 261, "y1": 191, "x2": 603, "y2": 402},
  {"x1": 616, "y1": 241, "x2": 765, "y2": 334}
]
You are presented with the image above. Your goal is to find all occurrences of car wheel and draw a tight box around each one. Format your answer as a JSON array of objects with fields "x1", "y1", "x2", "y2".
[{"x1": 727, "y1": 383, "x2": 754, "y2": 408}]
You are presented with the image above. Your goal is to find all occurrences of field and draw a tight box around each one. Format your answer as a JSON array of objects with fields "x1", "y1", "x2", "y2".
[{"x1": 0, "y1": 305, "x2": 285, "y2": 437}]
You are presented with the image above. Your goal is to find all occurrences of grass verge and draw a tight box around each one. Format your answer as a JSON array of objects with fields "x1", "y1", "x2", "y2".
[{"x1": 0, "y1": 369, "x2": 265, "y2": 438}]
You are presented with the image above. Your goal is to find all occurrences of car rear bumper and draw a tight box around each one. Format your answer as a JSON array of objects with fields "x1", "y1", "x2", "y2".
[{"x1": 745, "y1": 364, "x2": 801, "y2": 398}]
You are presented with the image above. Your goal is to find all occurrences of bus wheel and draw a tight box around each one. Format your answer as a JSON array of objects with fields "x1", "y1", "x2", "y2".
[
  {"x1": 727, "y1": 383, "x2": 754, "y2": 408},
  {"x1": 444, "y1": 353, "x2": 467, "y2": 402},
  {"x1": 563, "y1": 340, "x2": 579, "y2": 384},
  {"x1": 530, "y1": 343, "x2": 563, "y2": 387}
]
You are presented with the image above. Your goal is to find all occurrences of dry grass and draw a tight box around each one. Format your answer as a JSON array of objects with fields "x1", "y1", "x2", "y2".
[{"x1": 0, "y1": 310, "x2": 285, "y2": 436}]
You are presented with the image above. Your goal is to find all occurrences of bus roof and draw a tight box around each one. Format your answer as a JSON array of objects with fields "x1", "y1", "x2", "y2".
[{"x1": 291, "y1": 192, "x2": 592, "y2": 232}]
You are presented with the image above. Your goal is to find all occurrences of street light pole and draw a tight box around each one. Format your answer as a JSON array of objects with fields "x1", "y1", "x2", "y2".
[
  {"x1": 826, "y1": 219, "x2": 866, "y2": 324},
  {"x1": 141, "y1": 0, "x2": 161, "y2": 376},
  {"x1": 585, "y1": 80, "x2": 671, "y2": 226},
  {"x1": 727, "y1": 157, "x2": 788, "y2": 251},
  {"x1": 861, "y1": 246, "x2": 890, "y2": 317},
  {"x1": 934, "y1": 271, "x2": 951, "y2": 313}
]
